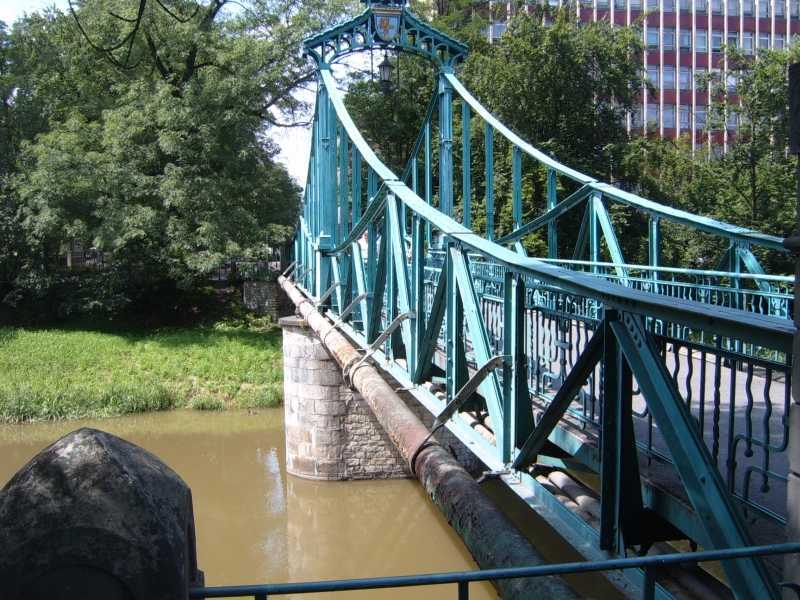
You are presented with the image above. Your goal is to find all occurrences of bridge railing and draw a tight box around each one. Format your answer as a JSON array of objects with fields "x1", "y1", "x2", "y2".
[
  {"x1": 293, "y1": 61, "x2": 795, "y2": 598},
  {"x1": 188, "y1": 542, "x2": 800, "y2": 599},
  {"x1": 417, "y1": 253, "x2": 792, "y2": 525}
]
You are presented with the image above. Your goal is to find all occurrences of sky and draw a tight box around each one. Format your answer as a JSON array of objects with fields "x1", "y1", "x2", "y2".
[{"x1": 0, "y1": 0, "x2": 322, "y2": 188}]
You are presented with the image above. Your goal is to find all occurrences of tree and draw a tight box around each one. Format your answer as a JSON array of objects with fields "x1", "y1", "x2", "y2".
[
  {"x1": 345, "y1": 5, "x2": 642, "y2": 253},
  {"x1": 621, "y1": 45, "x2": 797, "y2": 273},
  {"x1": 1, "y1": 0, "x2": 357, "y2": 320}
]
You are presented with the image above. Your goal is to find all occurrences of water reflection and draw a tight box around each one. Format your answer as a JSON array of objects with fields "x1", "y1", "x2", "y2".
[{"x1": 0, "y1": 410, "x2": 495, "y2": 599}]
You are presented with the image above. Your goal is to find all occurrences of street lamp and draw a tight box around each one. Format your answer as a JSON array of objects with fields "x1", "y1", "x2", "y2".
[{"x1": 378, "y1": 53, "x2": 393, "y2": 92}]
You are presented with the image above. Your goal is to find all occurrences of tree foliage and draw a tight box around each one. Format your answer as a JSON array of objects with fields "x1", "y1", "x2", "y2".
[
  {"x1": 621, "y1": 45, "x2": 797, "y2": 272},
  {"x1": 0, "y1": 0, "x2": 355, "y2": 321},
  {"x1": 345, "y1": 6, "x2": 642, "y2": 253}
]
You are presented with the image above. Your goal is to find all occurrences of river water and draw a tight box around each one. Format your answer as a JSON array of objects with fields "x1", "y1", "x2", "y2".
[{"x1": 0, "y1": 409, "x2": 496, "y2": 599}]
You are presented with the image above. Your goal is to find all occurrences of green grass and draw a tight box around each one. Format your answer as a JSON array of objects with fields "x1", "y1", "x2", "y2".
[{"x1": 0, "y1": 323, "x2": 284, "y2": 423}]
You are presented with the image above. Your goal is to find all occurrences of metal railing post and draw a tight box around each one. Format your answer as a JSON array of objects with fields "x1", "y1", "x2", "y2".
[{"x1": 458, "y1": 581, "x2": 469, "y2": 600}]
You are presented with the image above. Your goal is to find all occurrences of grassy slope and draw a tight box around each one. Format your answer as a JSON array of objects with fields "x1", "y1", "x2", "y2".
[{"x1": 0, "y1": 324, "x2": 284, "y2": 423}]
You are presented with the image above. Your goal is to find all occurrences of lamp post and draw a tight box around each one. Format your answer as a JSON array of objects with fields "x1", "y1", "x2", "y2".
[{"x1": 378, "y1": 53, "x2": 393, "y2": 93}]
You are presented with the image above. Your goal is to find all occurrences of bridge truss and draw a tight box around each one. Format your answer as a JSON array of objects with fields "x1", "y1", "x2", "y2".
[{"x1": 289, "y1": 2, "x2": 795, "y2": 598}]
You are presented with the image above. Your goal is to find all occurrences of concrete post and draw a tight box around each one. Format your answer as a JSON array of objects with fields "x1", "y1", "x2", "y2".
[{"x1": 0, "y1": 428, "x2": 203, "y2": 600}]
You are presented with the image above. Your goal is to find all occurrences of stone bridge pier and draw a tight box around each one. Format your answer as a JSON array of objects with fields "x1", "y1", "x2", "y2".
[{"x1": 279, "y1": 315, "x2": 478, "y2": 481}]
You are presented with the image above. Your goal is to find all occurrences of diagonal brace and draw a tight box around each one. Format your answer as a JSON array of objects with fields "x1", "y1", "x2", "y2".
[
  {"x1": 411, "y1": 354, "x2": 505, "y2": 474},
  {"x1": 611, "y1": 312, "x2": 779, "y2": 600},
  {"x1": 512, "y1": 323, "x2": 605, "y2": 472}
]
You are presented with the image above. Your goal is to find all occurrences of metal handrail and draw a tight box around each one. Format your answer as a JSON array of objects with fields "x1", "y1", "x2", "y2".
[{"x1": 189, "y1": 542, "x2": 800, "y2": 599}]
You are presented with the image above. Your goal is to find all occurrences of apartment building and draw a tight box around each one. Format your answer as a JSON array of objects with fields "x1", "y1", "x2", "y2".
[{"x1": 488, "y1": 0, "x2": 800, "y2": 151}]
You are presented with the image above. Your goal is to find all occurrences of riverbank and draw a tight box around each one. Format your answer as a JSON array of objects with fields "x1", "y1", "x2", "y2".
[{"x1": 0, "y1": 322, "x2": 283, "y2": 423}]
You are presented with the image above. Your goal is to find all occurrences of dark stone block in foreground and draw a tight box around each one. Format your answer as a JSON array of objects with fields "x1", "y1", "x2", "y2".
[{"x1": 0, "y1": 428, "x2": 203, "y2": 600}]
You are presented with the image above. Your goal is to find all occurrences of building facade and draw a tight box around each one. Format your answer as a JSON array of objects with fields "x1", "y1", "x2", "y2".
[{"x1": 488, "y1": 0, "x2": 799, "y2": 152}]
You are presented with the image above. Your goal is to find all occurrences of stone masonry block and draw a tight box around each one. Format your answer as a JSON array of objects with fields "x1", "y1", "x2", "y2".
[
  {"x1": 295, "y1": 383, "x2": 339, "y2": 402},
  {"x1": 314, "y1": 399, "x2": 346, "y2": 416},
  {"x1": 304, "y1": 369, "x2": 342, "y2": 386}
]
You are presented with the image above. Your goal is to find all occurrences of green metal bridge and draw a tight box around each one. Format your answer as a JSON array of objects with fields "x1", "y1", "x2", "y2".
[{"x1": 265, "y1": 1, "x2": 796, "y2": 597}]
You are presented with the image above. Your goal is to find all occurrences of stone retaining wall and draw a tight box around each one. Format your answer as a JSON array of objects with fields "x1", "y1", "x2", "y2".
[{"x1": 243, "y1": 281, "x2": 290, "y2": 321}]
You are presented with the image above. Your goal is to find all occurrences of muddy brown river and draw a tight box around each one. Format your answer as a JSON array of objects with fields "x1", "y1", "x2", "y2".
[{"x1": 0, "y1": 409, "x2": 496, "y2": 599}]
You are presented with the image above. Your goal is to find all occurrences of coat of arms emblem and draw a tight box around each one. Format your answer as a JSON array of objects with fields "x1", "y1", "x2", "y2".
[{"x1": 373, "y1": 8, "x2": 401, "y2": 42}]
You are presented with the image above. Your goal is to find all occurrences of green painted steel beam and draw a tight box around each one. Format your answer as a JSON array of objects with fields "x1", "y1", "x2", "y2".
[
  {"x1": 497, "y1": 185, "x2": 591, "y2": 246},
  {"x1": 412, "y1": 259, "x2": 448, "y2": 384},
  {"x1": 387, "y1": 193, "x2": 414, "y2": 355},
  {"x1": 485, "y1": 122, "x2": 494, "y2": 242},
  {"x1": 512, "y1": 146, "x2": 522, "y2": 231},
  {"x1": 502, "y1": 271, "x2": 534, "y2": 463},
  {"x1": 592, "y1": 194, "x2": 628, "y2": 282},
  {"x1": 315, "y1": 68, "x2": 794, "y2": 354},
  {"x1": 439, "y1": 72, "x2": 454, "y2": 219},
  {"x1": 512, "y1": 325, "x2": 604, "y2": 472},
  {"x1": 451, "y1": 247, "x2": 504, "y2": 438},
  {"x1": 462, "y1": 102, "x2": 471, "y2": 228},
  {"x1": 547, "y1": 168, "x2": 558, "y2": 259},
  {"x1": 445, "y1": 73, "x2": 785, "y2": 252},
  {"x1": 611, "y1": 312, "x2": 779, "y2": 599}
]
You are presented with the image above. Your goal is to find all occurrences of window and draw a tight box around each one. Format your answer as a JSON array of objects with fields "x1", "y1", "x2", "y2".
[
  {"x1": 663, "y1": 27, "x2": 676, "y2": 50},
  {"x1": 775, "y1": 33, "x2": 786, "y2": 48},
  {"x1": 680, "y1": 66, "x2": 692, "y2": 89},
  {"x1": 743, "y1": 31, "x2": 754, "y2": 54},
  {"x1": 631, "y1": 0, "x2": 642, "y2": 8},
  {"x1": 647, "y1": 103, "x2": 660, "y2": 125},
  {"x1": 648, "y1": 0, "x2": 659, "y2": 8},
  {"x1": 777, "y1": 0, "x2": 785, "y2": 17},
  {"x1": 712, "y1": 30, "x2": 723, "y2": 51},
  {"x1": 680, "y1": 29, "x2": 692, "y2": 49},
  {"x1": 598, "y1": 0, "x2": 610, "y2": 8},
  {"x1": 728, "y1": 0, "x2": 739, "y2": 14},
  {"x1": 743, "y1": 0, "x2": 754, "y2": 13},
  {"x1": 759, "y1": 31, "x2": 770, "y2": 48},
  {"x1": 727, "y1": 31, "x2": 739, "y2": 48},
  {"x1": 631, "y1": 107, "x2": 644, "y2": 127},
  {"x1": 697, "y1": 0, "x2": 708, "y2": 10},
  {"x1": 696, "y1": 105, "x2": 708, "y2": 127},
  {"x1": 491, "y1": 22, "x2": 507, "y2": 40},
  {"x1": 712, "y1": 0, "x2": 723, "y2": 13},
  {"x1": 615, "y1": 0, "x2": 627, "y2": 8},
  {"x1": 663, "y1": 66, "x2": 676, "y2": 88},
  {"x1": 793, "y1": 0, "x2": 800, "y2": 16},
  {"x1": 647, "y1": 65, "x2": 660, "y2": 87},
  {"x1": 696, "y1": 29, "x2": 708, "y2": 52},
  {"x1": 680, "y1": 0, "x2": 691, "y2": 9},
  {"x1": 695, "y1": 66, "x2": 708, "y2": 89},
  {"x1": 679, "y1": 105, "x2": 691, "y2": 128},
  {"x1": 759, "y1": 0, "x2": 770, "y2": 16},
  {"x1": 727, "y1": 110, "x2": 739, "y2": 129},
  {"x1": 664, "y1": 0, "x2": 675, "y2": 10},
  {"x1": 647, "y1": 28, "x2": 660, "y2": 48},
  {"x1": 726, "y1": 72, "x2": 737, "y2": 92},
  {"x1": 663, "y1": 104, "x2": 676, "y2": 127}
]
